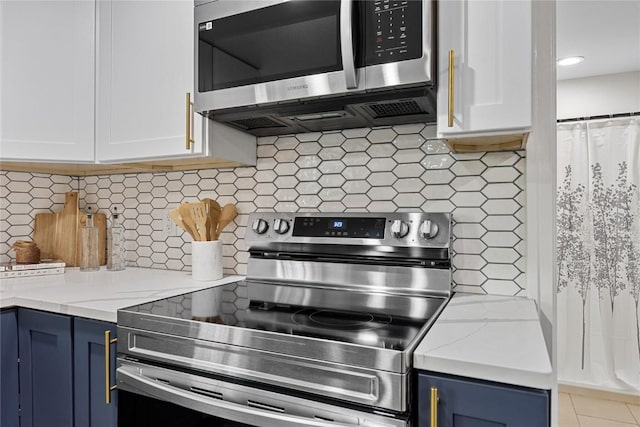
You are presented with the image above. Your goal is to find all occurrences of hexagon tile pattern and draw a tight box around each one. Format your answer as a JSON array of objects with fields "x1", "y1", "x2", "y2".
[
  {"x1": 0, "y1": 124, "x2": 526, "y2": 296},
  {"x1": 0, "y1": 171, "x2": 78, "y2": 263}
]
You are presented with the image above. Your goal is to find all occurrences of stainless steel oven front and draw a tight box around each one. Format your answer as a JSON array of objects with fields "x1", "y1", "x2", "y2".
[
  {"x1": 117, "y1": 359, "x2": 411, "y2": 426},
  {"x1": 116, "y1": 212, "x2": 452, "y2": 427},
  {"x1": 194, "y1": 0, "x2": 435, "y2": 112}
]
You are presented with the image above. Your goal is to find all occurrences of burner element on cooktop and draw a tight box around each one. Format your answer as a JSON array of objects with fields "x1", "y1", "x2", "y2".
[{"x1": 291, "y1": 308, "x2": 392, "y2": 332}]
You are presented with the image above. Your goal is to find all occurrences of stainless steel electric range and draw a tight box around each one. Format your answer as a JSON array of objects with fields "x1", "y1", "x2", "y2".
[{"x1": 116, "y1": 212, "x2": 452, "y2": 427}]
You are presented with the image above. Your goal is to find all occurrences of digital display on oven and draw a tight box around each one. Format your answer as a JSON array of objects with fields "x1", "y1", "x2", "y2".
[
  {"x1": 330, "y1": 220, "x2": 345, "y2": 230},
  {"x1": 292, "y1": 217, "x2": 385, "y2": 238}
]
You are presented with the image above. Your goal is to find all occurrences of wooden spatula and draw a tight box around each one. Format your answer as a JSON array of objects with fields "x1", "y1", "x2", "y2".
[
  {"x1": 215, "y1": 204, "x2": 237, "y2": 240},
  {"x1": 169, "y1": 208, "x2": 196, "y2": 241},
  {"x1": 189, "y1": 202, "x2": 208, "y2": 242},
  {"x1": 202, "y1": 198, "x2": 221, "y2": 241},
  {"x1": 178, "y1": 203, "x2": 199, "y2": 241}
]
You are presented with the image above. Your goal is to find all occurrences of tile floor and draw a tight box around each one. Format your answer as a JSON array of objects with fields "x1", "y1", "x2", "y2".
[{"x1": 560, "y1": 391, "x2": 640, "y2": 427}]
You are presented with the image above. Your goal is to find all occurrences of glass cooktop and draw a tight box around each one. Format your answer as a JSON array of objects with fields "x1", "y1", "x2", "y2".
[{"x1": 122, "y1": 281, "x2": 447, "y2": 352}]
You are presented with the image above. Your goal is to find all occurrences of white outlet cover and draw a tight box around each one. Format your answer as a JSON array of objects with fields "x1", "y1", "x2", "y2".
[{"x1": 163, "y1": 209, "x2": 178, "y2": 237}]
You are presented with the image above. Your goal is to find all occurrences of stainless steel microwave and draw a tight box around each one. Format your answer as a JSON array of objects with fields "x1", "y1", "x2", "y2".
[{"x1": 194, "y1": 0, "x2": 436, "y2": 136}]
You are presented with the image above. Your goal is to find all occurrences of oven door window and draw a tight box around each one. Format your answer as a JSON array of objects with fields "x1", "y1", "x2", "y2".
[{"x1": 198, "y1": 1, "x2": 342, "y2": 92}]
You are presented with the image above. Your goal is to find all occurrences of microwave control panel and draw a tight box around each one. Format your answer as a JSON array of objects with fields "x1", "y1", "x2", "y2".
[{"x1": 365, "y1": 0, "x2": 423, "y2": 65}]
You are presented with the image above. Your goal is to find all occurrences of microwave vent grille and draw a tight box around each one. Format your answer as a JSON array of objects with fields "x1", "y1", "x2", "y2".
[
  {"x1": 231, "y1": 117, "x2": 286, "y2": 130},
  {"x1": 366, "y1": 100, "x2": 425, "y2": 118}
]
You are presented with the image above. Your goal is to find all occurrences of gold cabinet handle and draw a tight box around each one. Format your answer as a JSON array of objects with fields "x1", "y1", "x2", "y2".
[
  {"x1": 448, "y1": 50, "x2": 454, "y2": 127},
  {"x1": 430, "y1": 386, "x2": 439, "y2": 427},
  {"x1": 104, "y1": 330, "x2": 118, "y2": 404},
  {"x1": 185, "y1": 92, "x2": 195, "y2": 150}
]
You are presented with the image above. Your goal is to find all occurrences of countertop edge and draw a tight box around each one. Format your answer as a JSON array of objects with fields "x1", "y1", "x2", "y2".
[{"x1": 415, "y1": 353, "x2": 554, "y2": 390}]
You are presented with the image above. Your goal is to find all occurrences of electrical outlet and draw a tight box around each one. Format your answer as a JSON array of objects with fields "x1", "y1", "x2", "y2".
[{"x1": 163, "y1": 209, "x2": 178, "y2": 237}]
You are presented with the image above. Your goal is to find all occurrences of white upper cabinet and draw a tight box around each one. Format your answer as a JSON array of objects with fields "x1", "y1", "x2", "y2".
[
  {"x1": 96, "y1": 0, "x2": 205, "y2": 162},
  {"x1": 437, "y1": 0, "x2": 532, "y2": 137},
  {"x1": 0, "y1": 1, "x2": 95, "y2": 162}
]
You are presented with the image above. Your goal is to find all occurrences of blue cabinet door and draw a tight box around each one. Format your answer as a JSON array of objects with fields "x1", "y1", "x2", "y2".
[
  {"x1": 18, "y1": 308, "x2": 73, "y2": 427},
  {"x1": 417, "y1": 371, "x2": 549, "y2": 427},
  {"x1": 1, "y1": 309, "x2": 20, "y2": 427},
  {"x1": 74, "y1": 317, "x2": 117, "y2": 427}
]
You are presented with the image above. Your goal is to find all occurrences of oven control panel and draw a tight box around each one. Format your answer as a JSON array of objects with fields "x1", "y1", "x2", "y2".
[
  {"x1": 246, "y1": 212, "x2": 451, "y2": 249},
  {"x1": 293, "y1": 217, "x2": 385, "y2": 239}
]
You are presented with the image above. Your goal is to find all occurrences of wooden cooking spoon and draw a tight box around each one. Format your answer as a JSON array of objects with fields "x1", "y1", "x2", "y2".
[{"x1": 215, "y1": 204, "x2": 237, "y2": 240}]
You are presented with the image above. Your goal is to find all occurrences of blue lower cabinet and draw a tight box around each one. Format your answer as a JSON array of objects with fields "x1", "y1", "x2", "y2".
[
  {"x1": 18, "y1": 308, "x2": 74, "y2": 427},
  {"x1": 1, "y1": 309, "x2": 20, "y2": 427},
  {"x1": 74, "y1": 317, "x2": 117, "y2": 427},
  {"x1": 417, "y1": 371, "x2": 550, "y2": 427}
]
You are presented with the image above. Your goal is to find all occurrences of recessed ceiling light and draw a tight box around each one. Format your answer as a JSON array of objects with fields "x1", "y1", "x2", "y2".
[{"x1": 557, "y1": 56, "x2": 585, "y2": 67}]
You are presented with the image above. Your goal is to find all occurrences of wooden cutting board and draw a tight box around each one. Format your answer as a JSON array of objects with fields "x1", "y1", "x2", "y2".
[{"x1": 33, "y1": 192, "x2": 106, "y2": 266}]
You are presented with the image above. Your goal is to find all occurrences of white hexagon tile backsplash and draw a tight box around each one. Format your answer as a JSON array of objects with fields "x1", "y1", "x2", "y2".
[{"x1": 0, "y1": 124, "x2": 526, "y2": 296}]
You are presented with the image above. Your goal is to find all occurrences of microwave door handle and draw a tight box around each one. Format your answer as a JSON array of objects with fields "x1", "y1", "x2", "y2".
[
  {"x1": 117, "y1": 367, "x2": 359, "y2": 427},
  {"x1": 340, "y1": 0, "x2": 358, "y2": 89}
]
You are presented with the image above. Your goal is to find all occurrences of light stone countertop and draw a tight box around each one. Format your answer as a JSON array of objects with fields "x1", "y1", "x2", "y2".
[
  {"x1": 0, "y1": 266, "x2": 244, "y2": 323},
  {"x1": 414, "y1": 292, "x2": 554, "y2": 390}
]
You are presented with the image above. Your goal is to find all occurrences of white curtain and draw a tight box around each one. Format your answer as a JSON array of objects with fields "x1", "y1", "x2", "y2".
[{"x1": 557, "y1": 116, "x2": 640, "y2": 393}]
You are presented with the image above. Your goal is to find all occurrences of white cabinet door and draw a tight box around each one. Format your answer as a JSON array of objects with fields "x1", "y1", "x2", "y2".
[
  {"x1": 437, "y1": 0, "x2": 532, "y2": 136},
  {"x1": 96, "y1": 0, "x2": 205, "y2": 162},
  {"x1": 0, "y1": 1, "x2": 95, "y2": 162}
]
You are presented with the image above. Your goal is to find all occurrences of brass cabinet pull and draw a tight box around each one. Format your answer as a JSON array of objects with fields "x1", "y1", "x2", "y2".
[
  {"x1": 185, "y1": 92, "x2": 195, "y2": 150},
  {"x1": 104, "y1": 330, "x2": 118, "y2": 404},
  {"x1": 448, "y1": 50, "x2": 454, "y2": 127},
  {"x1": 430, "y1": 386, "x2": 439, "y2": 427}
]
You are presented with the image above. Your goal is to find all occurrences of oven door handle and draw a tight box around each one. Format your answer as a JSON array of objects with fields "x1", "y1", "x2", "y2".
[
  {"x1": 340, "y1": 0, "x2": 358, "y2": 89},
  {"x1": 118, "y1": 367, "x2": 363, "y2": 427}
]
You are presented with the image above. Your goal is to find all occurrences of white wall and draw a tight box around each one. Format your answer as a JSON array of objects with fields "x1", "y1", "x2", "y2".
[
  {"x1": 528, "y1": 1, "x2": 558, "y2": 425},
  {"x1": 557, "y1": 71, "x2": 640, "y2": 120}
]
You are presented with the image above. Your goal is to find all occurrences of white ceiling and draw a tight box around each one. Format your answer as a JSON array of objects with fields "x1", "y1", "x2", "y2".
[{"x1": 556, "y1": 0, "x2": 640, "y2": 81}]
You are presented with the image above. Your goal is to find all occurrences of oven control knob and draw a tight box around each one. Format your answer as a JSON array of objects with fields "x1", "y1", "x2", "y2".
[
  {"x1": 419, "y1": 219, "x2": 439, "y2": 239},
  {"x1": 390, "y1": 220, "x2": 409, "y2": 238},
  {"x1": 273, "y1": 218, "x2": 290, "y2": 235},
  {"x1": 252, "y1": 218, "x2": 269, "y2": 235}
]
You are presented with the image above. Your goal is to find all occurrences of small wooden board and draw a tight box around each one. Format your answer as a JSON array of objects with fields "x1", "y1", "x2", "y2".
[{"x1": 33, "y1": 192, "x2": 106, "y2": 266}]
